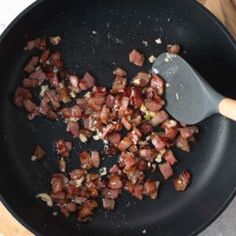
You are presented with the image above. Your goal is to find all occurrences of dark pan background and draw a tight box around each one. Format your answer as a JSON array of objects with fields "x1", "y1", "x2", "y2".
[{"x1": 0, "y1": 0, "x2": 236, "y2": 235}]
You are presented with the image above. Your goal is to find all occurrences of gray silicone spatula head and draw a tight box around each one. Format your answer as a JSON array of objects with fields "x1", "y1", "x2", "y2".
[{"x1": 152, "y1": 53, "x2": 224, "y2": 124}]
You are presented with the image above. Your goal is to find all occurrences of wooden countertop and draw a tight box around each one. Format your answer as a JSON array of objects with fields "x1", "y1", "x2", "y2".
[{"x1": 0, "y1": 0, "x2": 235, "y2": 235}]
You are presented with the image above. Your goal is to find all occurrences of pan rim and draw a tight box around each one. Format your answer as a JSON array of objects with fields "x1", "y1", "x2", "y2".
[{"x1": 0, "y1": 0, "x2": 235, "y2": 235}]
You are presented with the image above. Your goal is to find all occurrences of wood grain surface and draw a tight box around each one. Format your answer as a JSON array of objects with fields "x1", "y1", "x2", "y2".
[{"x1": 0, "y1": 0, "x2": 235, "y2": 235}]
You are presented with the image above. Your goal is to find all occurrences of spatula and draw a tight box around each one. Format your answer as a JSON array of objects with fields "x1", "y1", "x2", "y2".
[{"x1": 152, "y1": 52, "x2": 236, "y2": 124}]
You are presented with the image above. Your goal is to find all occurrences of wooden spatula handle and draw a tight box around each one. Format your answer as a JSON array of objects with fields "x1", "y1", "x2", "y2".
[{"x1": 219, "y1": 98, "x2": 236, "y2": 121}]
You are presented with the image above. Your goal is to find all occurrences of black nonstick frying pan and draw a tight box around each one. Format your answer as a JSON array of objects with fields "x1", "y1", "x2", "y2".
[{"x1": 0, "y1": 0, "x2": 236, "y2": 235}]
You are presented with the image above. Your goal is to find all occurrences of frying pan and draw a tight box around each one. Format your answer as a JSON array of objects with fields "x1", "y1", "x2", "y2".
[{"x1": 0, "y1": 0, "x2": 236, "y2": 235}]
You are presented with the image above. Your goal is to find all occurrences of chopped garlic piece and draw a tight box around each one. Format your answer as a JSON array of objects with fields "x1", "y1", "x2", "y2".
[
  {"x1": 155, "y1": 38, "x2": 162, "y2": 44},
  {"x1": 148, "y1": 55, "x2": 157, "y2": 63},
  {"x1": 36, "y1": 193, "x2": 53, "y2": 207},
  {"x1": 39, "y1": 85, "x2": 48, "y2": 97},
  {"x1": 79, "y1": 133, "x2": 88, "y2": 143},
  {"x1": 99, "y1": 167, "x2": 107, "y2": 176},
  {"x1": 155, "y1": 153, "x2": 162, "y2": 163},
  {"x1": 142, "y1": 41, "x2": 148, "y2": 47}
]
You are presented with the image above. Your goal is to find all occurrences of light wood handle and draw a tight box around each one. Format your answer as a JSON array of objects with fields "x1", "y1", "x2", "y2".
[{"x1": 219, "y1": 98, "x2": 236, "y2": 121}]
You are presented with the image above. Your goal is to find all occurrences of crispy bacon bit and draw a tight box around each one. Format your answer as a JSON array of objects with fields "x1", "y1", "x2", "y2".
[
  {"x1": 132, "y1": 72, "x2": 151, "y2": 87},
  {"x1": 32, "y1": 145, "x2": 46, "y2": 161},
  {"x1": 140, "y1": 122, "x2": 154, "y2": 135},
  {"x1": 150, "y1": 110, "x2": 169, "y2": 127},
  {"x1": 24, "y1": 56, "x2": 39, "y2": 73},
  {"x1": 143, "y1": 180, "x2": 160, "y2": 199},
  {"x1": 24, "y1": 37, "x2": 47, "y2": 51},
  {"x1": 90, "y1": 151, "x2": 100, "y2": 168},
  {"x1": 173, "y1": 170, "x2": 191, "y2": 191},
  {"x1": 102, "y1": 188, "x2": 120, "y2": 200},
  {"x1": 130, "y1": 87, "x2": 143, "y2": 108},
  {"x1": 60, "y1": 105, "x2": 81, "y2": 119},
  {"x1": 50, "y1": 51, "x2": 63, "y2": 68},
  {"x1": 78, "y1": 200, "x2": 98, "y2": 222},
  {"x1": 121, "y1": 116, "x2": 132, "y2": 130},
  {"x1": 40, "y1": 49, "x2": 50, "y2": 64},
  {"x1": 103, "y1": 145, "x2": 118, "y2": 156},
  {"x1": 14, "y1": 87, "x2": 32, "y2": 107},
  {"x1": 56, "y1": 139, "x2": 72, "y2": 158},
  {"x1": 139, "y1": 149, "x2": 157, "y2": 162},
  {"x1": 145, "y1": 98, "x2": 162, "y2": 112},
  {"x1": 159, "y1": 163, "x2": 173, "y2": 180},
  {"x1": 102, "y1": 198, "x2": 115, "y2": 210},
  {"x1": 151, "y1": 134, "x2": 168, "y2": 151},
  {"x1": 132, "y1": 184, "x2": 144, "y2": 200},
  {"x1": 79, "y1": 72, "x2": 95, "y2": 90},
  {"x1": 180, "y1": 126, "x2": 199, "y2": 139},
  {"x1": 79, "y1": 151, "x2": 92, "y2": 170},
  {"x1": 105, "y1": 94, "x2": 115, "y2": 108},
  {"x1": 150, "y1": 74, "x2": 165, "y2": 95},
  {"x1": 113, "y1": 67, "x2": 127, "y2": 77},
  {"x1": 163, "y1": 150, "x2": 177, "y2": 166},
  {"x1": 57, "y1": 87, "x2": 71, "y2": 103},
  {"x1": 68, "y1": 75, "x2": 80, "y2": 93},
  {"x1": 22, "y1": 78, "x2": 40, "y2": 88},
  {"x1": 111, "y1": 76, "x2": 127, "y2": 94},
  {"x1": 118, "y1": 137, "x2": 132, "y2": 152},
  {"x1": 29, "y1": 68, "x2": 46, "y2": 84},
  {"x1": 129, "y1": 49, "x2": 145, "y2": 67},
  {"x1": 175, "y1": 135, "x2": 190, "y2": 152},
  {"x1": 108, "y1": 132, "x2": 121, "y2": 147},
  {"x1": 100, "y1": 105, "x2": 110, "y2": 124},
  {"x1": 166, "y1": 44, "x2": 181, "y2": 54},
  {"x1": 108, "y1": 175, "x2": 123, "y2": 189},
  {"x1": 67, "y1": 122, "x2": 80, "y2": 138}
]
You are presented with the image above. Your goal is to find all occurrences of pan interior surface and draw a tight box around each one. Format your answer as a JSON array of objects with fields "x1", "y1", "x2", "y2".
[{"x1": 0, "y1": 0, "x2": 236, "y2": 235}]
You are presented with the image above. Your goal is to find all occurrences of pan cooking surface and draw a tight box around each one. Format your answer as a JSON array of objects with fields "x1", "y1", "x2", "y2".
[{"x1": 0, "y1": 0, "x2": 236, "y2": 235}]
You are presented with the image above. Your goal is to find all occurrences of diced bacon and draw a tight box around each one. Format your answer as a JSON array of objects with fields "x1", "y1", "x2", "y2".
[
  {"x1": 130, "y1": 87, "x2": 143, "y2": 108},
  {"x1": 22, "y1": 99, "x2": 37, "y2": 113},
  {"x1": 56, "y1": 139, "x2": 72, "y2": 158},
  {"x1": 103, "y1": 145, "x2": 118, "y2": 156},
  {"x1": 79, "y1": 72, "x2": 95, "y2": 90},
  {"x1": 121, "y1": 116, "x2": 132, "y2": 130},
  {"x1": 24, "y1": 56, "x2": 39, "y2": 73},
  {"x1": 151, "y1": 134, "x2": 168, "y2": 151},
  {"x1": 111, "y1": 76, "x2": 127, "y2": 94},
  {"x1": 150, "y1": 74, "x2": 164, "y2": 95},
  {"x1": 173, "y1": 170, "x2": 191, "y2": 191},
  {"x1": 51, "y1": 173, "x2": 68, "y2": 193},
  {"x1": 124, "y1": 180, "x2": 135, "y2": 193},
  {"x1": 50, "y1": 51, "x2": 63, "y2": 69},
  {"x1": 77, "y1": 97, "x2": 88, "y2": 110},
  {"x1": 117, "y1": 137, "x2": 132, "y2": 152},
  {"x1": 90, "y1": 151, "x2": 100, "y2": 168},
  {"x1": 113, "y1": 67, "x2": 127, "y2": 77},
  {"x1": 29, "y1": 68, "x2": 46, "y2": 84},
  {"x1": 129, "y1": 49, "x2": 145, "y2": 67},
  {"x1": 67, "y1": 121, "x2": 80, "y2": 138},
  {"x1": 143, "y1": 180, "x2": 160, "y2": 199},
  {"x1": 105, "y1": 94, "x2": 115, "y2": 108},
  {"x1": 32, "y1": 145, "x2": 46, "y2": 160},
  {"x1": 102, "y1": 198, "x2": 115, "y2": 210},
  {"x1": 48, "y1": 72, "x2": 59, "y2": 88},
  {"x1": 50, "y1": 191, "x2": 66, "y2": 202},
  {"x1": 60, "y1": 105, "x2": 82, "y2": 119},
  {"x1": 175, "y1": 135, "x2": 190, "y2": 152},
  {"x1": 100, "y1": 105, "x2": 110, "y2": 124},
  {"x1": 68, "y1": 75, "x2": 81, "y2": 93},
  {"x1": 159, "y1": 163, "x2": 173, "y2": 179},
  {"x1": 108, "y1": 175, "x2": 123, "y2": 189},
  {"x1": 150, "y1": 110, "x2": 169, "y2": 127},
  {"x1": 140, "y1": 121, "x2": 154, "y2": 135},
  {"x1": 102, "y1": 188, "x2": 120, "y2": 200},
  {"x1": 79, "y1": 151, "x2": 92, "y2": 170},
  {"x1": 145, "y1": 98, "x2": 162, "y2": 112},
  {"x1": 14, "y1": 87, "x2": 32, "y2": 107},
  {"x1": 57, "y1": 87, "x2": 71, "y2": 103},
  {"x1": 119, "y1": 152, "x2": 137, "y2": 170},
  {"x1": 138, "y1": 159, "x2": 147, "y2": 171},
  {"x1": 40, "y1": 49, "x2": 50, "y2": 63},
  {"x1": 128, "y1": 128, "x2": 142, "y2": 145},
  {"x1": 180, "y1": 126, "x2": 199, "y2": 139},
  {"x1": 166, "y1": 44, "x2": 181, "y2": 54},
  {"x1": 108, "y1": 132, "x2": 121, "y2": 147},
  {"x1": 24, "y1": 37, "x2": 47, "y2": 51},
  {"x1": 109, "y1": 164, "x2": 121, "y2": 174},
  {"x1": 138, "y1": 149, "x2": 157, "y2": 162},
  {"x1": 132, "y1": 72, "x2": 151, "y2": 87},
  {"x1": 45, "y1": 90, "x2": 61, "y2": 109},
  {"x1": 69, "y1": 169, "x2": 85, "y2": 180},
  {"x1": 22, "y1": 78, "x2": 40, "y2": 88},
  {"x1": 163, "y1": 150, "x2": 177, "y2": 165},
  {"x1": 131, "y1": 111, "x2": 142, "y2": 126},
  {"x1": 132, "y1": 184, "x2": 144, "y2": 200},
  {"x1": 46, "y1": 109, "x2": 58, "y2": 120},
  {"x1": 78, "y1": 200, "x2": 98, "y2": 222},
  {"x1": 65, "y1": 202, "x2": 77, "y2": 212}
]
